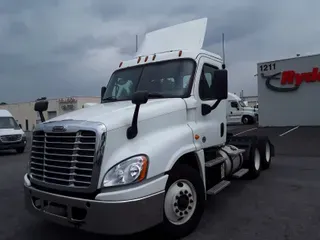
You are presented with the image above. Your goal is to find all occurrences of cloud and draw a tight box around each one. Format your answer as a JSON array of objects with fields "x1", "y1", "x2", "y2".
[{"x1": 1, "y1": 0, "x2": 320, "y2": 103}]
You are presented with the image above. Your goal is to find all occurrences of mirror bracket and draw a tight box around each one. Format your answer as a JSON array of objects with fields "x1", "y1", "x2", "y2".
[
  {"x1": 127, "y1": 91, "x2": 149, "y2": 139},
  {"x1": 201, "y1": 99, "x2": 222, "y2": 116}
]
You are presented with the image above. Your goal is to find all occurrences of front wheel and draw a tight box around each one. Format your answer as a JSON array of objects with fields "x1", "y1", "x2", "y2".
[
  {"x1": 161, "y1": 165, "x2": 205, "y2": 239},
  {"x1": 242, "y1": 115, "x2": 255, "y2": 125}
]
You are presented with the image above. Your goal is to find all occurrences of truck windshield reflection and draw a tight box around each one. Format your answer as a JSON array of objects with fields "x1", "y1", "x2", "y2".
[{"x1": 102, "y1": 59, "x2": 195, "y2": 102}]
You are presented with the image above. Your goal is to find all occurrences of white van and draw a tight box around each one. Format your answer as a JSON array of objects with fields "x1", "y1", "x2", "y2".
[
  {"x1": 0, "y1": 109, "x2": 27, "y2": 153},
  {"x1": 227, "y1": 93, "x2": 258, "y2": 124}
]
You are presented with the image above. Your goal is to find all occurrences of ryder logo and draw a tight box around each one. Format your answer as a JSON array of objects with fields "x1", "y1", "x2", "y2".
[
  {"x1": 261, "y1": 67, "x2": 320, "y2": 92},
  {"x1": 281, "y1": 68, "x2": 320, "y2": 86}
]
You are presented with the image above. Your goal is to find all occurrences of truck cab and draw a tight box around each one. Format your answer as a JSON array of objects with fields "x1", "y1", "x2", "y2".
[
  {"x1": 227, "y1": 92, "x2": 258, "y2": 125},
  {"x1": 0, "y1": 109, "x2": 27, "y2": 153},
  {"x1": 24, "y1": 18, "x2": 273, "y2": 239}
]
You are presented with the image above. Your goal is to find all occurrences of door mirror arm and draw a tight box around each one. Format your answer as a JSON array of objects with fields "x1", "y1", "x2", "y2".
[{"x1": 201, "y1": 99, "x2": 222, "y2": 116}]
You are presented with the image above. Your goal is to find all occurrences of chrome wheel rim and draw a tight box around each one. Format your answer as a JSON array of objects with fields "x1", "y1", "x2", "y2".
[{"x1": 164, "y1": 179, "x2": 197, "y2": 225}]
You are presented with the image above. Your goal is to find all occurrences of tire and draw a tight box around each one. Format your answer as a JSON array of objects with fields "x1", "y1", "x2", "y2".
[
  {"x1": 16, "y1": 147, "x2": 25, "y2": 154},
  {"x1": 258, "y1": 140, "x2": 272, "y2": 170},
  {"x1": 161, "y1": 164, "x2": 205, "y2": 239},
  {"x1": 246, "y1": 147, "x2": 261, "y2": 179},
  {"x1": 241, "y1": 115, "x2": 254, "y2": 125}
]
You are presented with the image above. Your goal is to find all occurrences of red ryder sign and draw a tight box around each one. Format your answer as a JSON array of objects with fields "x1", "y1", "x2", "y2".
[{"x1": 281, "y1": 67, "x2": 320, "y2": 86}]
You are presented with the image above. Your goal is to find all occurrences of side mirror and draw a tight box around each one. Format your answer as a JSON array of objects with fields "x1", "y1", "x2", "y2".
[
  {"x1": 101, "y1": 86, "x2": 106, "y2": 102},
  {"x1": 132, "y1": 91, "x2": 149, "y2": 105},
  {"x1": 212, "y1": 69, "x2": 228, "y2": 100},
  {"x1": 34, "y1": 100, "x2": 48, "y2": 112},
  {"x1": 127, "y1": 91, "x2": 149, "y2": 140},
  {"x1": 34, "y1": 100, "x2": 48, "y2": 123}
]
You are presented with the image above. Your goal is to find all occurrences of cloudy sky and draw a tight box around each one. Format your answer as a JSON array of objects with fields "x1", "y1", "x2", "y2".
[{"x1": 1, "y1": 0, "x2": 320, "y2": 103}]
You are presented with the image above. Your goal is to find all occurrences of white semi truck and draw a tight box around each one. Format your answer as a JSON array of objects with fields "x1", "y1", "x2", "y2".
[
  {"x1": 227, "y1": 92, "x2": 258, "y2": 124},
  {"x1": 24, "y1": 18, "x2": 274, "y2": 239}
]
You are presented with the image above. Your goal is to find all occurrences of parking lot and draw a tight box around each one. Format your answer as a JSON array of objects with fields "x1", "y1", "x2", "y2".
[{"x1": 1, "y1": 125, "x2": 320, "y2": 240}]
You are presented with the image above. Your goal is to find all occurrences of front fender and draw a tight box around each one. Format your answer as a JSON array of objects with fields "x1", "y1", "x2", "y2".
[
  {"x1": 243, "y1": 111, "x2": 256, "y2": 117},
  {"x1": 98, "y1": 110, "x2": 196, "y2": 187}
]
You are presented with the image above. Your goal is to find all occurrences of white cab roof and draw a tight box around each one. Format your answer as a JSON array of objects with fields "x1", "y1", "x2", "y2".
[
  {"x1": 228, "y1": 92, "x2": 241, "y2": 101},
  {"x1": 0, "y1": 109, "x2": 13, "y2": 117}
]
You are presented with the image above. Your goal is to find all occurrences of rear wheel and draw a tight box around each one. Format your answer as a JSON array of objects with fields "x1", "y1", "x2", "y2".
[
  {"x1": 246, "y1": 147, "x2": 261, "y2": 179},
  {"x1": 259, "y1": 140, "x2": 272, "y2": 169},
  {"x1": 161, "y1": 165, "x2": 205, "y2": 239},
  {"x1": 16, "y1": 147, "x2": 25, "y2": 154}
]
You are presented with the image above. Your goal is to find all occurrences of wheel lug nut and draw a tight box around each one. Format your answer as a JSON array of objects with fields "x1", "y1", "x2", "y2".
[
  {"x1": 184, "y1": 211, "x2": 188, "y2": 215},
  {"x1": 175, "y1": 209, "x2": 179, "y2": 213},
  {"x1": 174, "y1": 203, "x2": 177, "y2": 206},
  {"x1": 184, "y1": 190, "x2": 188, "y2": 194},
  {"x1": 180, "y1": 212, "x2": 183, "y2": 216},
  {"x1": 190, "y1": 199, "x2": 194, "y2": 203},
  {"x1": 176, "y1": 196, "x2": 179, "y2": 199},
  {"x1": 180, "y1": 191, "x2": 183, "y2": 195},
  {"x1": 188, "y1": 193, "x2": 192, "y2": 197},
  {"x1": 188, "y1": 206, "x2": 192, "y2": 210}
]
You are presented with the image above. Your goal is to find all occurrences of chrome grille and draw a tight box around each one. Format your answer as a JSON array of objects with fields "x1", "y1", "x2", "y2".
[
  {"x1": 0, "y1": 134, "x2": 22, "y2": 142},
  {"x1": 30, "y1": 130, "x2": 96, "y2": 188}
]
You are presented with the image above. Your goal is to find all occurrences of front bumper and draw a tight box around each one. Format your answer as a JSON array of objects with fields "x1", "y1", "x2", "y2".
[
  {"x1": 0, "y1": 139, "x2": 26, "y2": 150},
  {"x1": 24, "y1": 175, "x2": 165, "y2": 235}
]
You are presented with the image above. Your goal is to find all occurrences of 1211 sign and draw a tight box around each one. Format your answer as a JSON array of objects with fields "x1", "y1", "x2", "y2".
[{"x1": 260, "y1": 63, "x2": 276, "y2": 72}]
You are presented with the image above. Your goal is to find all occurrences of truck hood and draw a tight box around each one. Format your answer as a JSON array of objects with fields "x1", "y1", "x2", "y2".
[
  {"x1": 0, "y1": 128, "x2": 24, "y2": 136},
  {"x1": 46, "y1": 98, "x2": 187, "y2": 130},
  {"x1": 243, "y1": 106, "x2": 255, "y2": 112}
]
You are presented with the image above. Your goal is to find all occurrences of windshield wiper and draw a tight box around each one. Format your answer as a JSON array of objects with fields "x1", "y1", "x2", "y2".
[
  {"x1": 102, "y1": 96, "x2": 118, "y2": 102},
  {"x1": 148, "y1": 93, "x2": 165, "y2": 98}
]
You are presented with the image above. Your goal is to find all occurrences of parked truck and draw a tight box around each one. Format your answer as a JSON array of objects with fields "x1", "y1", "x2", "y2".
[
  {"x1": 24, "y1": 18, "x2": 274, "y2": 239},
  {"x1": 0, "y1": 109, "x2": 27, "y2": 153},
  {"x1": 227, "y1": 92, "x2": 258, "y2": 124}
]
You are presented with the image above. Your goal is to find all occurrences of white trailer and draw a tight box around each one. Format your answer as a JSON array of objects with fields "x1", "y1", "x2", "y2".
[{"x1": 24, "y1": 18, "x2": 274, "y2": 239}]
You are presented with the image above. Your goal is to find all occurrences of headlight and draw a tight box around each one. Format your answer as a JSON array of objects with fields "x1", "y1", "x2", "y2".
[{"x1": 102, "y1": 155, "x2": 148, "y2": 187}]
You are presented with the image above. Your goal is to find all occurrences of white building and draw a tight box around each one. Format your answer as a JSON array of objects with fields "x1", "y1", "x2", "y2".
[
  {"x1": 257, "y1": 53, "x2": 320, "y2": 126},
  {"x1": 0, "y1": 96, "x2": 100, "y2": 131}
]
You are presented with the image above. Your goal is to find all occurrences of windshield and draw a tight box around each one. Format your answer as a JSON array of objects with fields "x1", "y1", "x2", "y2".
[
  {"x1": 239, "y1": 101, "x2": 246, "y2": 107},
  {"x1": 0, "y1": 117, "x2": 20, "y2": 129},
  {"x1": 102, "y1": 59, "x2": 195, "y2": 102}
]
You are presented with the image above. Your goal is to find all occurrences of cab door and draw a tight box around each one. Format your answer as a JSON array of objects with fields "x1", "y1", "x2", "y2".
[{"x1": 194, "y1": 56, "x2": 226, "y2": 149}]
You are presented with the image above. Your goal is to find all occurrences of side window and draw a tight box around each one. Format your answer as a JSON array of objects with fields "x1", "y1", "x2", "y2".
[
  {"x1": 231, "y1": 101, "x2": 238, "y2": 108},
  {"x1": 111, "y1": 79, "x2": 134, "y2": 98},
  {"x1": 199, "y1": 64, "x2": 218, "y2": 100}
]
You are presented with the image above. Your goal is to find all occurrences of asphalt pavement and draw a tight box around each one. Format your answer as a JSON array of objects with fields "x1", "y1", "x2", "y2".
[{"x1": 1, "y1": 125, "x2": 320, "y2": 240}]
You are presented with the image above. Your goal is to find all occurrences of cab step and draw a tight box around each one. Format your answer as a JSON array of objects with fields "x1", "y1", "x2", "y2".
[
  {"x1": 205, "y1": 156, "x2": 227, "y2": 167},
  {"x1": 232, "y1": 168, "x2": 249, "y2": 178},
  {"x1": 206, "y1": 180, "x2": 231, "y2": 195}
]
